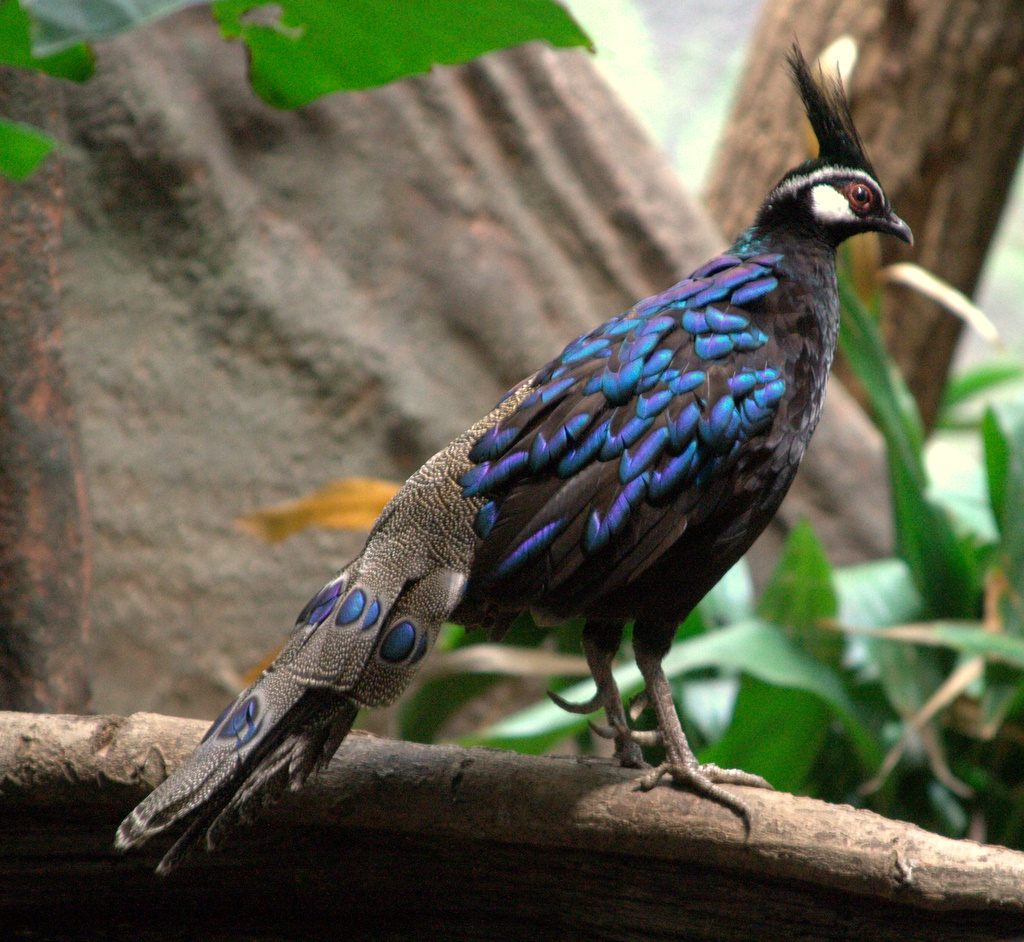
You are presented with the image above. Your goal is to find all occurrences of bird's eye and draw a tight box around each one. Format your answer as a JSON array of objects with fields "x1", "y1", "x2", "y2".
[{"x1": 846, "y1": 182, "x2": 874, "y2": 214}]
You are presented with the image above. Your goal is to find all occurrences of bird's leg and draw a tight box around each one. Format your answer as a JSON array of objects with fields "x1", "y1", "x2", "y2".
[
  {"x1": 633, "y1": 635, "x2": 773, "y2": 832},
  {"x1": 548, "y1": 621, "x2": 649, "y2": 768}
]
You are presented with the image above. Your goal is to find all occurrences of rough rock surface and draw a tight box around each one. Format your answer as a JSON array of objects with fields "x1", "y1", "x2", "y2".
[{"x1": 55, "y1": 13, "x2": 889, "y2": 719}]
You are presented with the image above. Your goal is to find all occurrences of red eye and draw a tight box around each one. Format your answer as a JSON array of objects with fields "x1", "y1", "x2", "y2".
[{"x1": 847, "y1": 182, "x2": 874, "y2": 214}]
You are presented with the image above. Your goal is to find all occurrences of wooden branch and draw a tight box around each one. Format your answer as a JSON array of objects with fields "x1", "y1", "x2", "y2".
[{"x1": 2, "y1": 712, "x2": 1022, "y2": 939}]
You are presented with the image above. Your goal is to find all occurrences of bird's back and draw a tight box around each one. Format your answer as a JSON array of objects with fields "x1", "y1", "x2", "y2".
[{"x1": 454, "y1": 232, "x2": 839, "y2": 632}]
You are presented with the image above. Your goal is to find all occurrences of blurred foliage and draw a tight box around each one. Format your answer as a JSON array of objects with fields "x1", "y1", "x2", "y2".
[{"x1": 0, "y1": 0, "x2": 590, "y2": 176}]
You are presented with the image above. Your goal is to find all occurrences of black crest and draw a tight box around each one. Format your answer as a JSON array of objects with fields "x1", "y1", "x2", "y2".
[{"x1": 788, "y1": 45, "x2": 876, "y2": 178}]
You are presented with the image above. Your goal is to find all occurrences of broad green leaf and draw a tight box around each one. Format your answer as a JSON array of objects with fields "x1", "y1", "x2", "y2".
[
  {"x1": 925, "y1": 437, "x2": 998, "y2": 544},
  {"x1": 834, "y1": 557, "x2": 923, "y2": 629},
  {"x1": 399, "y1": 672, "x2": 503, "y2": 744},
  {"x1": 981, "y1": 407, "x2": 1010, "y2": 534},
  {"x1": 844, "y1": 621, "x2": 1024, "y2": 671},
  {"x1": 863, "y1": 634, "x2": 944, "y2": 717},
  {"x1": 698, "y1": 679, "x2": 831, "y2": 793},
  {"x1": 212, "y1": 0, "x2": 592, "y2": 108},
  {"x1": 834, "y1": 558, "x2": 928, "y2": 705},
  {"x1": 697, "y1": 557, "x2": 754, "y2": 625},
  {"x1": 984, "y1": 399, "x2": 1024, "y2": 640},
  {"x1": 461, "y1": 656, "x2": 638, "y2": 753},
  {"x1": 18, "y1": 0, "x2": 589, "y2": 99},
  {"x1": 0, "y1": 117, "x2": 56, "y2": 178},
  {"x1": 660, "y1": 620, "x2": 872, "y2": 758},
  {"x1": 986, "y1": 400, "x2": 1024, "y2": 553},
  {"x1": 1, "y1": 0, "x2": 92, "y2": 76},
  {"x1": 678, "y1": 676, "x2": 738, "y2": 743},
  {"x1": 837, "y1": 267, "x2": 925, "y2": 479},
  {"x1": 757, "y1": 520, "x2": 840, "y2": 665},
  {"x1": 23, "y1": 0, "x2": 205, "y2": 55},
  {"x1": 466, "y1": 619, "x2": 877, "y2": 768},
  {"x1": 979, "y1": 667, "x2": 1021, "y2": 738}
]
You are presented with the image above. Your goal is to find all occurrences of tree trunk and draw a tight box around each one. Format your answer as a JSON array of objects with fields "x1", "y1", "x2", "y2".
[
  {"x1": 3, "y1": 711, "x2": 1024, "y2": 941},
  {"x1": 0, "y1": 67, "x2": 92, "y2": 713},
  {"x1": 704, "y1": 0, "x2": 1024, "y2": 428}
]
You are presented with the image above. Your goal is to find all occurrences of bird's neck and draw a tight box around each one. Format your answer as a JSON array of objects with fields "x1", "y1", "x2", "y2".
[{"x1": 732, "y1": 221, "x2": 842, "y2": 372}]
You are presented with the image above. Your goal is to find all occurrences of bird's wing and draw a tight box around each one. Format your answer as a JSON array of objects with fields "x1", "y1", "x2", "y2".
[{"x1": 460, "y1": 252, "x2": 788, "y2": 613}]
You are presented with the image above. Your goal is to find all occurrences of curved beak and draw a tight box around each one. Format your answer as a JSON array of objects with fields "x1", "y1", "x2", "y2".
[{"x1": 882, "y1": 210, "x2": 913, "y2": 246}]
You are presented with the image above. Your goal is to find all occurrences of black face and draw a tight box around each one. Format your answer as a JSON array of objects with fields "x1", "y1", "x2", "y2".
[{"x1": 805, "y1": 171, "x2": 913, "y2": 246}]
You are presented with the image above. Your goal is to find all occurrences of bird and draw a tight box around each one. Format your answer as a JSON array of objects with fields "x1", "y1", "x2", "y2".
[{"x1": 116, "y1": 46, "x2": 912, "y2": 873}]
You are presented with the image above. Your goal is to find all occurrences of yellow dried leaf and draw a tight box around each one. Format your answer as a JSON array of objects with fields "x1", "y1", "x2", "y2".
[
  {"x1": 237, "y1": 476, "x2": 402, "y2": 543},
  {"x1": 242, "y1": 647, "x2": 282, "y2": 687}
]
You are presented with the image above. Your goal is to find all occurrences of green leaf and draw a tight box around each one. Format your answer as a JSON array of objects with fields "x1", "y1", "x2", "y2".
[
  {"x1": 984, "y1": 399, "x2": 1024, "y2": 639},
  {"x1": 940, "y1": 359, "x2": 1024, "y2": 425},
  {"x1": 838, "y1": 269, "x2": 979, "y2": 618},
  {"x1": 697, "y1": 557, "x2": 755, "y2": 625},
  {"x1": 979, "y1": 668, "x2": 1021, "y2": 736},
  {"x1": 465, "y1": 620, "x2": 878, "y2": 769},
  {"x1": 20, "y1": 0, "x2": 201, "y2": 56},
  {"x1": 661, "y1": 622, "x2": 865, "y2": 739},
  {"x1": 212, "y1": 0, "x2": 592, "y2": 108},
  {"x1": 846, "y1": 621, "x2": 1024, "y2": 671},
  {"x1": 757, "y1": 520, "x2": 840, "y2": 665},
  {"x1": 837, "y1": 269, "x2": 925, "y2": 480},
  {"x1": 1, "y1": 0, "x2": 92, "y2": 77},
  {"x1": 983, "y1": 408, "x2": 1011, "y2": 532},
  {"x1": 834, "y1": 557, "x2": 923, "y2": 629},
  {"x1": 398, "y1": 671, "x2": 503, "y2": 743},
  {"x1": 834, "y1": 558, "x2": 940, "y2": 723},
  {"x1": 698, "y1": 678, "x2": 831, "y2": 793},
  {"x1": 925, "y1": 437, "x2": 998, "y2": 544},
  {"x1": 0, "y1": 117, "x2": 56, "y2": 178}
]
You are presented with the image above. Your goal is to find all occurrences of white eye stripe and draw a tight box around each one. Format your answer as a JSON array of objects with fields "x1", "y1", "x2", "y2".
[
  {"x1": 810, "y1": 184, "x2": 857, "y2": 224},
  {"x1": 772, "y1": 167, "x2": 879, "y2": 204}
]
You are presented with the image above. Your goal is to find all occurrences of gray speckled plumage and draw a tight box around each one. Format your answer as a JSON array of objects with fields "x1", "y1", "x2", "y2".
[{"x1": 116, "y1": 48, "x2": 912, "y2": 873}]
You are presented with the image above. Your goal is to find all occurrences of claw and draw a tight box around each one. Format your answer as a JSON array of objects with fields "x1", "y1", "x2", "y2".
[
  {"x1": 637, "y1": 760, "x2": 772, "y2": 833},
  {"x1": 548, "y1": 688, "x2": 603, "y2": 715},
  {"x1": 627, "y1": 691, "x2": 648, "y2": 722},
  {"x1": 588, "y1": 720, "x2": 617, "y2": 740},
  {"x1": 588, "y1": 721, "x2": 661, "y2": 748}
]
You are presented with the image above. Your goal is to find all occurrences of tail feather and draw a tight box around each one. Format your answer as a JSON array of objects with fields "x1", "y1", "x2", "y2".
[
  {"x1": 116, "y1": 688, "x2": 358, "y2": 874},
  {"x1": 116, "y1": 465, "x2": 476, "y2": 872}
]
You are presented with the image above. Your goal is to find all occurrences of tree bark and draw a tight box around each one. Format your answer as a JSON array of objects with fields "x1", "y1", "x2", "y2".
[
  {"x1": 2, "y1": 711, "x2": 1023, "y2": 941},
  {"x1": 704, "y1": 0, "x2": 1024, "y2": 428},
  {"x1": 0, "y1": 67, "x2": 92, "y2": 713}
]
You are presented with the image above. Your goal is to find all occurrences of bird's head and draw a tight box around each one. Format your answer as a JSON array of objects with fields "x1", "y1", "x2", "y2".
[{"x1": 755, "y1": 46, "x2": 913, "y2": 248}]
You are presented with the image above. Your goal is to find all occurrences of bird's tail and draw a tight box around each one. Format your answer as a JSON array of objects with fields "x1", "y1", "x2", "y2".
[
  {"x1": 116, "y1": 544, "x2": 471, "y2": 873},
  {"x1": 115, "y1": 671, "x2": 359, "y2": 873}
]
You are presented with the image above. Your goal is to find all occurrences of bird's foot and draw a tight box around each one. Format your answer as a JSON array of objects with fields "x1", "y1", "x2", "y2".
[
  {"x1": 548, "y1": 689, "x2": 657, "y2": 768},
  {"x1": 638, "y1": 758, "x2": 773, "y2": 832},
  {"x1": 588, "y1": 719, "x2": 659, "y2": 769}
]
